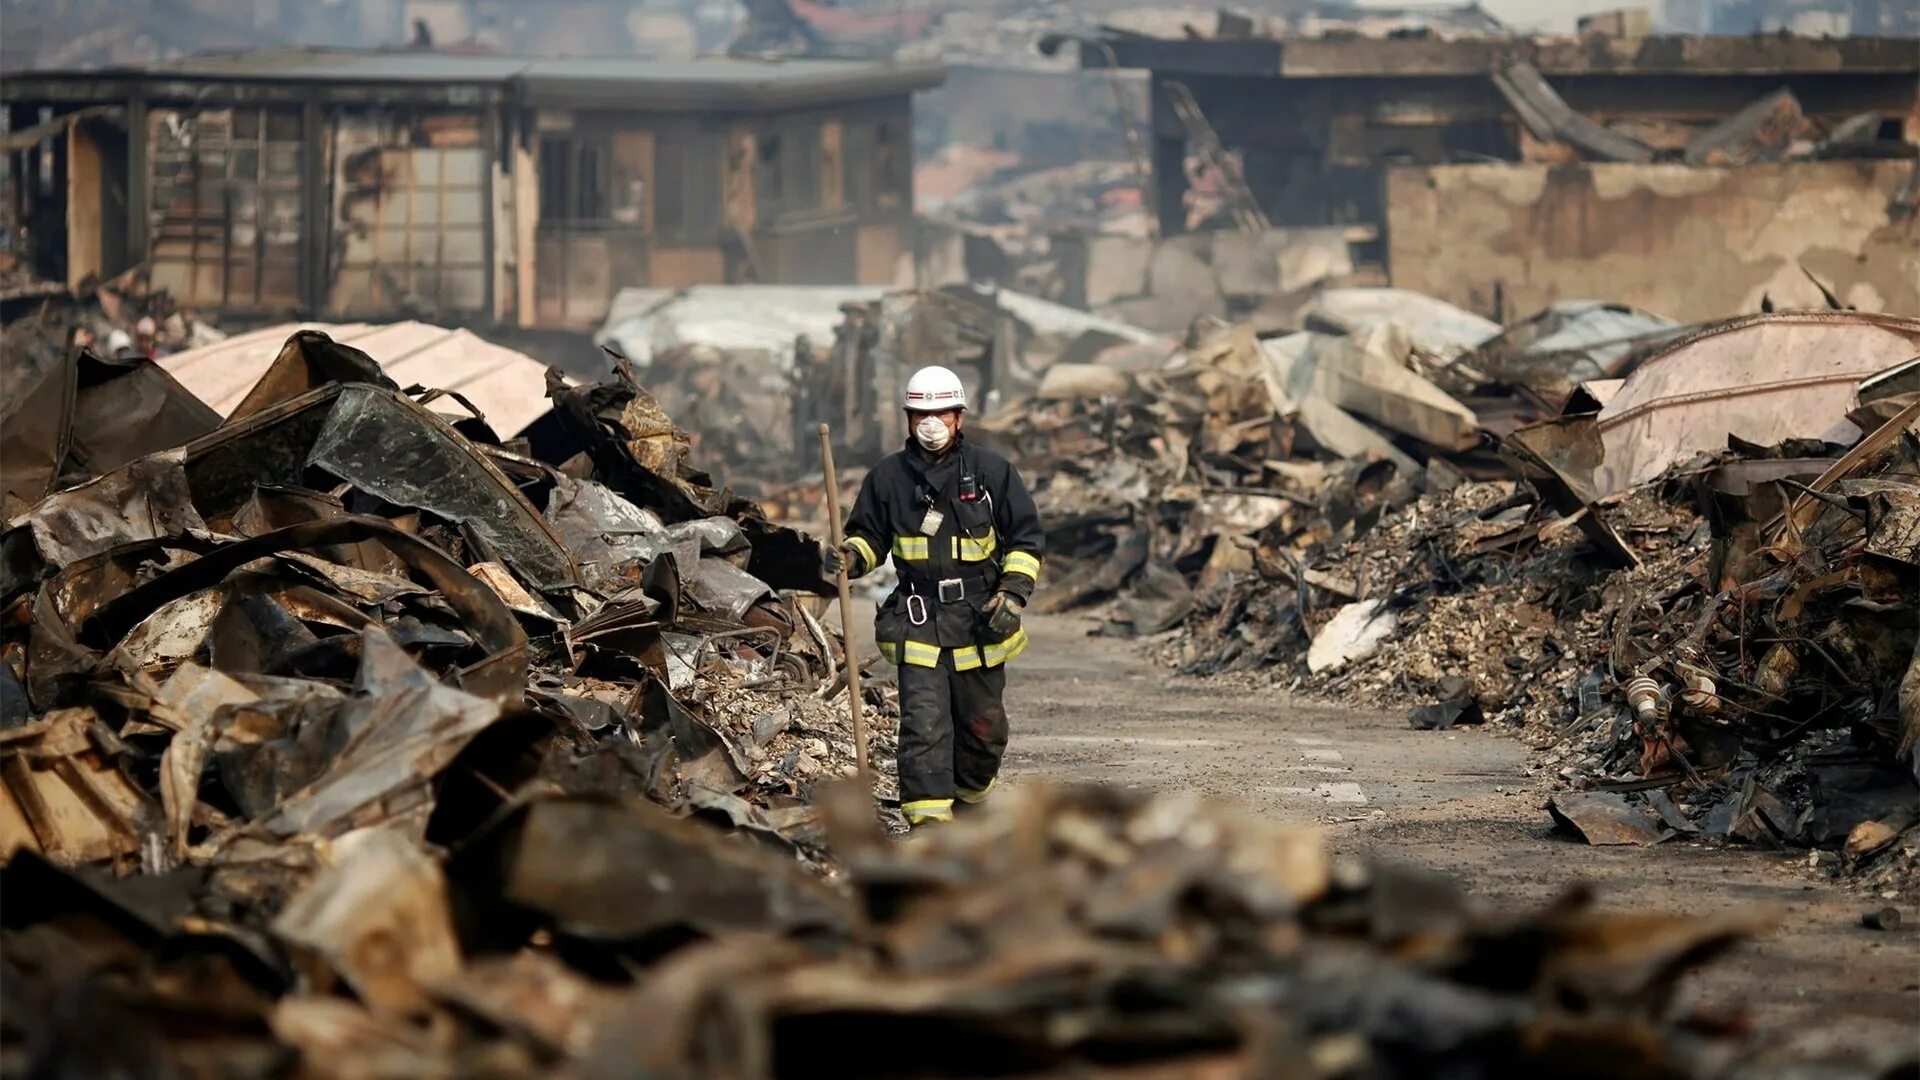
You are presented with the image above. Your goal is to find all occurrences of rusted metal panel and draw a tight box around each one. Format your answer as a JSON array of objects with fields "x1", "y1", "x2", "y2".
[{"x1": 1594, "y1": 312, "x2": 1920, "y2": 493}]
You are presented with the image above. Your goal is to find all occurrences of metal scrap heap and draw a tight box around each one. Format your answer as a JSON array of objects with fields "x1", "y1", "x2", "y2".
[{"x1": 986, "y1": 303, "x2": 1920, "y2": 883}]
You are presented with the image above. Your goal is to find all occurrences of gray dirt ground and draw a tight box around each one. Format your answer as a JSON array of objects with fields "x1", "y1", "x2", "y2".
[{"x1": 983, "y1": 613, "x2": 1920, "y2": 1062}]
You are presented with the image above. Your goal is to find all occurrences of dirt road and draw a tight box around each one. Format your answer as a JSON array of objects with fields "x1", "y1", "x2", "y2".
[{"x1": 995, "y1": 613, "x2": 1920, "y2": 1061}]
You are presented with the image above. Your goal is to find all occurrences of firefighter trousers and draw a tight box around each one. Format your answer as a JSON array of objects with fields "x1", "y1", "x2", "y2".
[{"x1": 896, "y1": 655, "x2": 1009, "y2": 825}]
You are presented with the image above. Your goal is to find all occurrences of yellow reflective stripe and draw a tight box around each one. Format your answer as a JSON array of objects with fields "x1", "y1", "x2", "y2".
[
  {"x1": 902, "y1": 798, "x2": 954, "y2": 824},
  {"x1": 892, "y1": 536, "x2": 930, "y2": 561},
  {"x1": 901, "y1": 640, "x2": 942, "y2": 667},
  {"x1": 957, "y1": 777, "x2": 997, "y2": 804},
  {"x1": 1002, "y1": 550, "x2": 1041, "y2": 581},
  {"x1": 950, "y1": 646, "x2": 985, "y2": 671},
  {"x1": 954, "y1": 530, "x2": 998, "y2": 562},
  {"x1": 981, "y1": 627, "x2": 1029, "y2": 667},
  {"x1": 847, "y1": 536, "x2": 878, "y2": 574},
  {"x1": 877, "y1": 640, "x2": 900, "y2": 664}
]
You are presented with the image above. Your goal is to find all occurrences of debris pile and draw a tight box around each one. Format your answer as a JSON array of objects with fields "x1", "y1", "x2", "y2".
[
  {"x1": 1538, "y1": 404, "x2": 1920, "y2": 879},
  {"x1": 6, "y1": 776, "x2": 1809, "y2": 1077},
  {"x1": 977, "y1": 294, "x2": 1578, "y2": 635},
  {"x1": 995, "y1": 303, "x2": 1920, "y2": 876},
  {"x1": 1, "y1": 265, "x2": 227, "y2": 371},
  {"x1": 595, "y1": 282, "x2": 1167, "y2": 495},
  {"x1": 0, "y1": 325, "x2": 899, "y2": 877}
]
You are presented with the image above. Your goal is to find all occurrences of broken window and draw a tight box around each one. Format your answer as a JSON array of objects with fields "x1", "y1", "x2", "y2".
[
  {"x1": 755, "y1": 125, "x2": 823, "y2": 220},
  {"x1": 327, "y1": 110, "x2": 488, "y2": 318},
  {"x1": 539, "y1": 136, "x2": 609, "y2": 221},
  {"x1": 148, "y1": 107, "x2": 303, "y2": 310}
]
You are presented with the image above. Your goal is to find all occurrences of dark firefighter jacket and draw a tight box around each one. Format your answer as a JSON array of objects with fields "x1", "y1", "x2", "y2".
[{"x1": 843, "y1": 435, "x2": 1043, "y2": 669}]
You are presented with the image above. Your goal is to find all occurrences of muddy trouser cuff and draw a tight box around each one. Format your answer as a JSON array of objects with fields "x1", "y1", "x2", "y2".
[{"x1": 897, "y1": 658, "x2": 1011, "y2": 813}]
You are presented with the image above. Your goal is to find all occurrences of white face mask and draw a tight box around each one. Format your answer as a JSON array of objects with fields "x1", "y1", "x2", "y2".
[{"x1": 914, "y1": 414, "x2": 952, "y2": 453}]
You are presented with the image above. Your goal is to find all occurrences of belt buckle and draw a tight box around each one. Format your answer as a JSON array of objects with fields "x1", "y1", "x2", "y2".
[{"x1": 937, "y1": 578, "x2": 965, "y2": 603}]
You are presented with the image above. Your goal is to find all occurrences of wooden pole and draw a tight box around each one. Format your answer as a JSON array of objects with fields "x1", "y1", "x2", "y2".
[{"x1": 818, "y1": 424, "x2": 870, "y2": 777}]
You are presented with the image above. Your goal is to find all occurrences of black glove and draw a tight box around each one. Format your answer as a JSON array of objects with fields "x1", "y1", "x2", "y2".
[
  {"x1": 983, "y1": 591, "x2": 1024, "y2": 637},
  {"x1": 821, "y1": 540, "x2": 846, "y2": 578}
]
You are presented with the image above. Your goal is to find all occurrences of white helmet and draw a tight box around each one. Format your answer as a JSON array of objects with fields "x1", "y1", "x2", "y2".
[{"x1": 904, "y1": 365, "x2": 967, "y2": 412}]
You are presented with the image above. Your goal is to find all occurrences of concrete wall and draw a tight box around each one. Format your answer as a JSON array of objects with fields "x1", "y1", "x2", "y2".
[{"x1": 1385, "y1": 160, "x2": 1920, "y2": 322}]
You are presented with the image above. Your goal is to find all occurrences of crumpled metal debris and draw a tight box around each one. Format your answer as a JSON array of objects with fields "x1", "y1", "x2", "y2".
[
  {"x1": 0, "y1": 325, "x2": 904, "y2": 1072},
  {"x1": 1150, "y1": 314, "x2": 1920, "y2": 888}
]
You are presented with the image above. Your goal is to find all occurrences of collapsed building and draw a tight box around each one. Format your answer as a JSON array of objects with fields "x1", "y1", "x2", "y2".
[
  {"x1": 2, "y1": 48, "x2": 942, "y2": 329},
  {"x1": 995, "y1": 20, "x2": 1920, "y2": 327}
]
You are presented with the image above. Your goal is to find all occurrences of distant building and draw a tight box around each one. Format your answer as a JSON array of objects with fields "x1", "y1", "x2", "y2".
[
  {"x1": 2, "y1": 48, "x2": 942, "y2": 328},
  {"x1": 1074, "y1": 28, "x2": 1919, "y2": 240}
]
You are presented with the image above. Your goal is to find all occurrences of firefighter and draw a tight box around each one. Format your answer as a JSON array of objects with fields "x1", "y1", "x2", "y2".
[{"x1": 826, "y1": 365, "x2": 1043, "y2": 827}]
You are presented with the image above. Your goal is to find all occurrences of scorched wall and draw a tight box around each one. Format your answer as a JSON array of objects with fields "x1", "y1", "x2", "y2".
[{"x1": 1385, "y1": 160, "x2": 1920, "y2": 321}]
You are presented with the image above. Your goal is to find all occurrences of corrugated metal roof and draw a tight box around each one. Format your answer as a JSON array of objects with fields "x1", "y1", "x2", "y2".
[
  {"x1": 4, "y1": 48, "x2": 945, "y2": 109},
  {"x1": 595, "y1": 285, "x2": 1163, "y2": 371},
  {"x1": 159, "y1": 321, "x2": 564, "y2": 438}
]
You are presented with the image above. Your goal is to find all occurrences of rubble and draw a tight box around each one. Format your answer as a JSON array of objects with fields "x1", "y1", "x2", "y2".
[
  {"x1": 0, "y1": 321, "x2": 891, "y2": 892},
  {"x1": 5, "y1": 768, "x2": 1840, "y2": 1077},
  {"x1": 1047, "y1": 303, "x2": 1920, "y2": 887},
  {"x1": 5, "y1": 307, "x2": 1893, "y2": 1075}
]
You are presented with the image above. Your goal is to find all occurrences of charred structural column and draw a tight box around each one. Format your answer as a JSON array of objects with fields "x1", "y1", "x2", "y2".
[
  {"x1": 480, "y1": 100, "x2": 499, "y2": 321},
  {"x1": 126, "y1": 93, "x2": 148, "y2": 264},
  {"x1": 300, "y1": 98, "x2": 326, "y2": 316}
]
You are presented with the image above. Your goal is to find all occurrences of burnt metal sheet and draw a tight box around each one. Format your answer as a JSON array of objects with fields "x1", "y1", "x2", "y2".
[
  {"x1": 1, "y1": 350, "x2": 220, "y2": 520},
  {"x1": 683, "y1": 558, "x2": 774, "y2": 622},
  {"x1": 259, "y1": 630, "x2": 502, "y2": 839},
  {"x1": 273, "y1": 826, "x2": 462, "y2": 1014},
  {"x1": 1594, "y1": 312, "x2": 1920, "y2": 496},
  {"x1": 1493, "y1": 62, "x2": 1654, "y2": 163},
  {"x1": 1684, "y1": 88, "x2": 1802, "y2": 166},
  {"x1": 544, "y1": 476, "x2": 673, "y2": 596},
  {"x1": 1548, "y1": 792, "x2": 1670, "y2": 846},
  {"x1": 182, "y1": 381, "x2": 578, "y2": 591},
  {"x1": 308, "y1": 386, "x2": 578, "y2": 591},
  {"x1": 158, "y1": 323, "x2": 555, "y2": 430},
  {"x1": 224, "y1": 329, "x2": 397, "y2": 424},
  {"x1": 68, "y1": 351, "x2": 224, "y2": 475},
  {"x1": 19, "y1": 450, "x2": 208, "y2": 568},
  {"x1": 0, "y1": 354, "x2": 76, "y2": 520},
  {"x1": 77, "y1": 517, "x2": 529, "y2": 701},
  {"x1": 0, "y1": 708, "x2": 157, "y2": 865}
]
